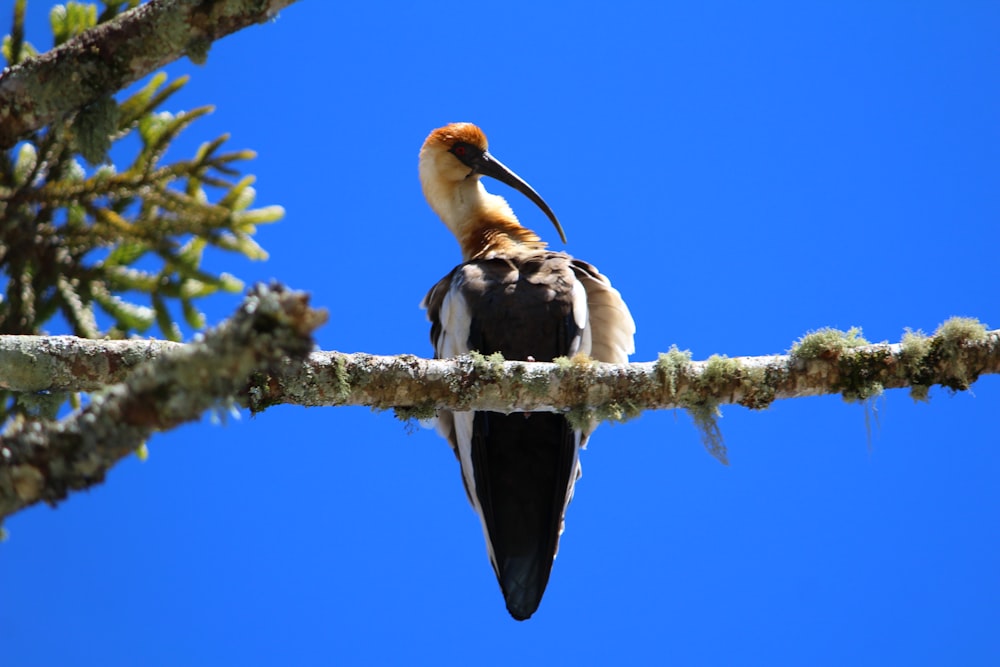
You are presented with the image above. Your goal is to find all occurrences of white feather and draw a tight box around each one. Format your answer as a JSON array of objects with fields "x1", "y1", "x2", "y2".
[
  {"x1": 436, "y1": 276, "x2": 472, "y2": 359},
  {"x1": 569, "y1": 277, "x2": 591, "y2": 356},
  {"x1": 431, "y1": 275, "x2": 499, "y2": 570}
]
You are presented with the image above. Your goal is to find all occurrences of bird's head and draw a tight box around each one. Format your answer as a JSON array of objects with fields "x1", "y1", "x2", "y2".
[{"x1": 418, "y1": 123, "x2": 567, "y2": 244}]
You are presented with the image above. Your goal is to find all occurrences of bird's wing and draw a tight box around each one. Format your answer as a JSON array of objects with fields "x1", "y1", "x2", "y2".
[
  {"x1": 422, "y1": 266, "x2": 463, "y2": 359},
  {"x1": 423, "y1": 254, "x2": 588, "y2": 620},
  {"x1": 570, "y1": 259, "x2": 636, "y2": 364}
]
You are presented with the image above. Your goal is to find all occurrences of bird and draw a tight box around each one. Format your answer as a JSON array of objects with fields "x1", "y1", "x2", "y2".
[{"x1": 418, "y1": 123, "x2": 635, "y2": 620}]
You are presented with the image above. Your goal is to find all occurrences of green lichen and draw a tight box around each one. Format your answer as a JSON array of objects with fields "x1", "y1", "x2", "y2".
[
  {"x1": 331, "y1": 355, "x2": 351, "y2": 403},
  {"x1": 653, "y1": 346, "x2": 730, "y2": 463},
  {"x1": 837, "y1": 346, "x2": 887, "y2": 403},
  {"x1": 552, "y1": 355, "x2": 573, "y2": 374},
  {"x1": 655, "y1": 345, "x2": 692, "y2": 398},
  {"x1": 897, "y1": 318, "x2": 988, "y2": 398},
  {"x1": 935, "y1": 317, "x2": 988, "y2": 349},
  {"x1": 701, "y1": 353, "x2": 771, "y2": 416},
  {"x1": 565, "y1": 400, "x2": 642, "y2": 430},
  {"x1": 393, "y1": 403, "x2": 437, "y2": 422},
  {"x1": 593, "y1": 399, "x2": 642, "y2": 424},
  {"x1": 687, "y1": 399, "x2": 728, "y2": 465},
  {"x1": 900, "y1": 328, "x2": 932, "y2": 360},
  {"x1": 840, "y1": 378, "x2": 884, "y2": 402},
  {"x1": 445, "y1": 361, "x2": 467, "y2": 397},
  {"x1": 900, "y1": 328, "x2": 932, "y2": 401},
  {"x1": 932, "y1": 317, "x2": 989, "y2": 391},
  {"x1": 701, "y1": 354, "x2": 741, "y2": 384},
  {"x1": 790, "y1": 327, "x2": 884, "y2": 403},
  {"x1": 675, "y1": 355, "x2": 740, "y2": 462},
  {"x1": 443, "y1": 352, "x2": 507, "y2": 411},
  {"x1": 552, "y1": 354, "x2": 604, "y2": 428},
  {"x1": 791, "y1": 327, "x2": 869, "y2": 360},
  {"x1": 469, "y1": 350, "x2": 506, "y2": 382},
  {"x1": 393, "y1": 401, "x2": 438, "y2": 436},
  {"x1": 515, "y1": 362, "x2": 552, "y2": 398},
  {"x1": 565, "y1": 405, "x2": 595, "y2": 432}
]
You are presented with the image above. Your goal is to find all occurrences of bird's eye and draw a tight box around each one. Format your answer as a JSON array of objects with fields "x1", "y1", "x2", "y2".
[{"x1": 453, "y1": 144, "x2": 467, "y2": 157}]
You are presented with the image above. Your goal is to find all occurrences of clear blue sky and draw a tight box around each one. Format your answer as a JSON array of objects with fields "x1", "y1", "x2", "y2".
[{"x1": 5, "y1": 2, "x2": 999, "y2": 665}]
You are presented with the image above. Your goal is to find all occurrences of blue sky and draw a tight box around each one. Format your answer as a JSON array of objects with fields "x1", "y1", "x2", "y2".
[{"x1": 4, "y1": 2, "x2": 999, "y2": 665}]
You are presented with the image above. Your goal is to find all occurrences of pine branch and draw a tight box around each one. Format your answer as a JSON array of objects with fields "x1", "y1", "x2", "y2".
[
  {"x1": 0, "y1": 0, "x2": 301, "y2": 149},
  {"x1": 0, "y1": 282, "x2": 326, "y2": 521}
]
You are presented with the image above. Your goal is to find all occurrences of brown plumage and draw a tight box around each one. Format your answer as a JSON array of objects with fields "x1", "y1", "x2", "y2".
[{"x1": 418, "y1": 123, "x2": 634, "y2": 620}]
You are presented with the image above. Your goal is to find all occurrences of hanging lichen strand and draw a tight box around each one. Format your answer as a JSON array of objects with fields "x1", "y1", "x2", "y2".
[{"x1": 0, "y1": 1, "x2": 282, "y2": 422}]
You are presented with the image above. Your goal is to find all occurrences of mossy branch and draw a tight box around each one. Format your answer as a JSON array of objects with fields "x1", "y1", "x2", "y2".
[
  {"x1": 2, "y1": 318, "x2": 996, "y2": 416},
  {"x1": 0, "y1": 282, "x2": 327, "y2": 521},
  {"x1": 0, "y1": 318, "x2": 995, "y2": 519},
  {"x1": 0, "y1": 0, "x2": 302, "y2": 148}
]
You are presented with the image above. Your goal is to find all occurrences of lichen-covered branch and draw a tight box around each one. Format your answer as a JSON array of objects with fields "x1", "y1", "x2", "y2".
[
  {"x1": 0, "y1": 283, "x2": 326, "y2": 521},
  {"x1": 0, "y1": 0, "x2": 301, "y2": 148},
  {"x1": 0, "y1": 336, "x2": 183, "y2": 392},
  {"x1": 220, "y1": 321, "x2": 1000, "y2": 419},
  {"x1": 3, "y1": 320, "x2": 997, "y2": 417}
]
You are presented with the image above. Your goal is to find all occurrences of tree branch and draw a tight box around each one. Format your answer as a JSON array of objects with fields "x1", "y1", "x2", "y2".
[
  {"x1": 264, "y1": 325, "x2": 1000, "y2": 415},
  {"x1": 1, "y1": 315, "x2": 995, "y2": 522},
  {"x1": 3, "y1": 323, "x2": 997, "y2": 416},
  {"x1": 0, "y1": 283, "x2": 326, "y2": 521},
  {"x1": 0, "y1": 0, "x2": 301, "y2": 148}
]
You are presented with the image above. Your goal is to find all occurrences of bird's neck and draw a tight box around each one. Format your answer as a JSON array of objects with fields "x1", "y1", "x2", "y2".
[{"x1": 425, "y1": 178, "x2": 547, "y2": 261}]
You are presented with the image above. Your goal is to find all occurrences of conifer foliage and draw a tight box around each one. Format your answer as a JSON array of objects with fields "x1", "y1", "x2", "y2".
[{"x1": 0, "y1": 1, "x2": 281, "y2": 424}]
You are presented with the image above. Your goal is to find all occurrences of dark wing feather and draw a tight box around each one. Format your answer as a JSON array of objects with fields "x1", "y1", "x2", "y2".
[
  {"x1": 470, "y1": 411, "x2": 577, "y2": 620},
  {"x1": 458, "y1": 254, "x2": 581, "y2": 620}
]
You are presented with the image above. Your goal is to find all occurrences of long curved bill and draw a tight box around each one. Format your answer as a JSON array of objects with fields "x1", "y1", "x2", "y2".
[{"x1": 474, "y1": 151, "x2": 568, "y2": 244}]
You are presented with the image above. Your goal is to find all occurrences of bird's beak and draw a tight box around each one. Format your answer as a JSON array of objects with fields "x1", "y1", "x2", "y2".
[{"x1": 474, "y1": 151, "x2": 567, "y2": 244}]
